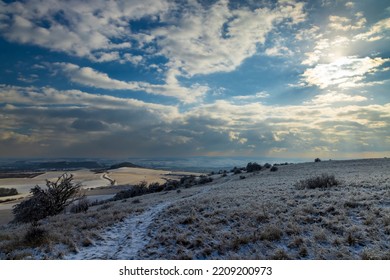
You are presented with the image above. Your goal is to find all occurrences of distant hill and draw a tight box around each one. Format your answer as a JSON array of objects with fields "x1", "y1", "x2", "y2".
[
  {"x1": 37, "y1": 161, "x2": 104, "y2": 169},
  {"x1": 0, "y1": 161, "x2": 105, "y2": 171},
  {"x1": 109, "y1": 162, "x2": 141, "y2": 169}
]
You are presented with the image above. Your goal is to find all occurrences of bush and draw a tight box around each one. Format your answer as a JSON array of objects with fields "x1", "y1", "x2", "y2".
[
  {"x1": 13, "y1": 173, "x2": 81, "y2": 224},
  {"x1": 113, "y1": 181, "x2": 149, "y2": 200},
  {"x1": 314, "y1": 158, "x2": 321, "y2": 162},
  {"x1": 24, "y1": 226, "x2": 49, "y2": 247},
  {"x1": 295, "y1": 174, "x2": 340, "y2": 190},
  {"x1": 231, "y1": 167, "x2": 242, "y2": 174},
  {"x1": 270, "y1": 166, "x2": 278, "y2": 172},
  {"x1": 197, "y1": 175, "x2": 213, "y2": 185},
  {"x1": 180, "y1": 175, "x2": 196, "y2": 188},
  {"x1": 0, "y1": 188, "x2": 18, "y2": 197},
  {"x1": 246, "y1": 162, "x2": 262, "y2": 172},
  {"x1": 148, "y1": 182, "x2": 165, "y2": 193},
  {"x1": 264, "y1": 163, "x2": 272, "y2": 169},
  {"x1": 70, "y1": 196, "x2": 90, "y2": 213}
]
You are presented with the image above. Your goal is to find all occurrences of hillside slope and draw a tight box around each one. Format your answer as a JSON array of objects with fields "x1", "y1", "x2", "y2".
[{"x1": 1, "y1": 158, "x2": 389, "y2": 260}]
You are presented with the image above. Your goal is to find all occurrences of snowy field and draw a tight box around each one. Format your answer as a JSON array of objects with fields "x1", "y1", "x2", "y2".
[
  {"x1": 0, "y1": 158, "x2": 389, "y2": 260},
  {"x1": 0, "y1": 167, "x2": 197, "y2": 218},
  {"x1": 0, "y1": 170, "x2": 110, "y2": 199}
]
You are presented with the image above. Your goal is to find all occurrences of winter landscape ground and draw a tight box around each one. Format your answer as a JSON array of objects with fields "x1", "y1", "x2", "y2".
[{"x1": 0, "y1": 158, "x2": 389, "y2": 260}]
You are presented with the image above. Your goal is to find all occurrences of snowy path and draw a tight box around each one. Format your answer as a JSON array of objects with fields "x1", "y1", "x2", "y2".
[
  {"x1": 66, "y1": 201, "x2": 171, "y2": 260},
  {"x1": 65, "y1": 181, "x2": 222, "y2": 260}
]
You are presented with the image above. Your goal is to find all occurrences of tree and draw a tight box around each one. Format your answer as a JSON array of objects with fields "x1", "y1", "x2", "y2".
[{"x1": 13, "y1": 173, "x2": 82, "y2": 224}]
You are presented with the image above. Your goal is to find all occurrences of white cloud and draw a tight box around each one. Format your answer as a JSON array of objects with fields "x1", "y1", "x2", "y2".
[
  {"x1": 228, "y1": 131, "x2": 248, "y2": 144},
  {"x1": 0, "y1": 0, "x2": 171, "y2": 59},
  {"x1": 306, "y1": 91, "x2": 367, "y2": 105},
  {"x1": 301, "y1": 35, "x2": 352, "y2": 66},
  {"x1": 57, "y1": 63, "x2": 138, "y2": 90},
  {"x1": 0, "y1": 0, "x2": 306, "y2": 75},
  {"x1": 121, "y1": 54, "x2": 144, "y2": 65},
  {"x1": 355, "y1": 17, "x2": 390, "y2": 41},
  {"x1": 0, "y1": 84, "x2": 179, "y2": 121},
  {"x1": 232, "y1": 91, "x2": 270, "y2": 102},
  {"x1": 328, "y1": 14, "x2": 366, "y2": 31},
  {"x1": 152, "y1": 0, "x2": 305, "y2": 77},
  {"x1": 55, "y1": 63, "x2": 208, "y2": 103},
  {"x1": 301, "y1": 56, "x2": 389, "y2": 89},
  {"x1": 265, "y1": 45, "x2": 293, "y2": 57}
]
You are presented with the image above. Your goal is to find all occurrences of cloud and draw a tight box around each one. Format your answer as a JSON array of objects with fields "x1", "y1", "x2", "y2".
[
  {"x1": 0, "y1": 0, "x2": 307, "y2": 105},
  {"x1": 0, "y1": 0, "x2": 306, "y2": 77},
  {"x1": 328, "y1": 14, "x2": 366, "y2": 31},
  {"x1": 55, "y1": 63, "x2": 208, "y2": 103},
  {"x1": 57, "y1": 63, "x2": 137, "y2": 90},
  {"x1": 0, "y1": 84, "x2": 179, "y2": 120},
  {"x1": 305, "y1": 91, "x2": 367, "y2": 105},
  {"x1": 1, "y1": 84, "x2": 389, "y2": 158},
  {"x1": 71, "y1": 119, "x2": 107, "y2": 131},
  {"x1": 0, "y1": 0, "x2": 171, "y2": 60},
  {"x1": 301, "y1": 56, "x2": 390, "y2": 89},
  {"x1": 152, "y1": 0, "x2": 305, "y2": 77},
  {"x1": 355, "y1": 17, "x2": 390, "y2": 41},
  {"x1": 232, "y1": 92, "x2": 270, "y2": 103}
]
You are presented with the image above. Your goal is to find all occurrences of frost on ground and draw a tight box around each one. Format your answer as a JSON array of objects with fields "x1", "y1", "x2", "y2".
[
  {"x1": 0, "y1": 158, "x2": 389, "y2": 260},
  {"x1": 139, "y1": 158, "x2": 390, "y2": 260},
  {"x1": 66, "y1": 201, "x2": 171, "y2": 260}
]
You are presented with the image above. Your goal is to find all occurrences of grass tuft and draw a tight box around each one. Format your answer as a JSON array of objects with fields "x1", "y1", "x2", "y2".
[{"x1": 294, "y1": 174, "x2": 340, "y2": 189}]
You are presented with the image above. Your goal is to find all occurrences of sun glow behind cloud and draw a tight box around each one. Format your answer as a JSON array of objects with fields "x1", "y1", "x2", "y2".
[
  {"x1": 302, "y1": 56, "x2": 390, "y2": 89},
  {"x1": 0, "y1": 0, "x2": 389, "y2": 160}
]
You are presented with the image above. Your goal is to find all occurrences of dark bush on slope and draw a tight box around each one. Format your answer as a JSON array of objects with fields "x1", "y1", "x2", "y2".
[{"x1": 246, "y1": 162, "x2": 262, "y2": 173}]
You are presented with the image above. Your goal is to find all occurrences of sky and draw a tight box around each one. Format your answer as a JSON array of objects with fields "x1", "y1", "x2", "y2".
[{"x1": 0, "y1": 0, "x2": 389, "y2": 160}]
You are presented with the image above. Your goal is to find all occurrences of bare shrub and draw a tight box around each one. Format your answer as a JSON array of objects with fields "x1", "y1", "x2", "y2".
[
  {"x1": 294, "y1": 174, "x2": 340, "y2": 190},
  {"x1": 13, "y1": 174, "x2": 81, "y2": 224}
]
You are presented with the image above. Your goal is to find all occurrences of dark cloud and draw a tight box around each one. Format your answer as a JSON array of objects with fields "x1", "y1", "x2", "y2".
[{"x1": 71, "y1": 119, "x2": 107, "y2": 131}]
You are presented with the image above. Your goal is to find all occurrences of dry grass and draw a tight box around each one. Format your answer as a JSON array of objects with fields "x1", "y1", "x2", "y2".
[
  {"x1": 140, "y1": 158, "x2": 390, "y2": 260},
  {"x1": 0, "y1": 158, "x2": 389, "y2": 260}
]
